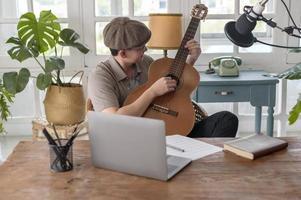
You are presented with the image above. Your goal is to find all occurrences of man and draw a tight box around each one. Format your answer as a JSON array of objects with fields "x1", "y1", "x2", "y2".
[{"x1": 88, "y1": 17, "x2": 238, "y2": 137}]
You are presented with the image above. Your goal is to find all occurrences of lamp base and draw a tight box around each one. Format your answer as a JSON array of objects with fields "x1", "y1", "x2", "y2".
[{"x1": 163, "y1": 50, "x2": 168, "y2": 57}]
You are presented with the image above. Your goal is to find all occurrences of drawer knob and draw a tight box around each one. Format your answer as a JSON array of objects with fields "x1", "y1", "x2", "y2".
[{"x1": 215, "y1": 91, "x2": 233, "y2": 96}]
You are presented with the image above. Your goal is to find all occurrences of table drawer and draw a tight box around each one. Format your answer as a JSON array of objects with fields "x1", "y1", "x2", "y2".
[{"x1": 196, "y1": 85, "x2": 250, "y2": 102}]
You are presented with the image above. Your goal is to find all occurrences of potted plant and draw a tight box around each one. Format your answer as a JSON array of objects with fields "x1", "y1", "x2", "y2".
[
  {"x1": 3, "y1": 10, "x2": 89, "y2": 125},
  {"x1": 278, "y1": 48, "x2": 301, "y2": 125}
]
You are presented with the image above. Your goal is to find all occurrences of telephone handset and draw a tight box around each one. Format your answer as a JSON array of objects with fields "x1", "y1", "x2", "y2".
[{"x1": 206, "y1": 56, "x2": 242, "y2": 77}]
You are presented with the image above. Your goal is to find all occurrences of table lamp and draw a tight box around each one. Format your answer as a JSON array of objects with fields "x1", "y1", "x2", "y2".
[{"x1": 147, "y1": 13, "x2": 182, "y2": 57}]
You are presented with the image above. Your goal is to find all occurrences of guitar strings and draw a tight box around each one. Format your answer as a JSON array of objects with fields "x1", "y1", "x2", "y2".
[
  {"x1": 161, "y1": 17, "x2": 201, "y2": 111},
  {"x1": 172, "y1": 17, "x2": 200, "y2": 79}
]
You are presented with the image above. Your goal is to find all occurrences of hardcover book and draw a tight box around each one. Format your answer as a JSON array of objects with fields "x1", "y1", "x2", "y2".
[{"x1": 223, "y1": 134, "x2": 288, "y2": 160}]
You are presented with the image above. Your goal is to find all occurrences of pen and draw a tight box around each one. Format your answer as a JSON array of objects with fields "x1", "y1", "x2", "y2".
[
  {"x1": 166, "y1": 144, "x2": 185, "y2": 152},
  {"x1": 42, "y1": 128, "x2": 57, "y2": 146}
]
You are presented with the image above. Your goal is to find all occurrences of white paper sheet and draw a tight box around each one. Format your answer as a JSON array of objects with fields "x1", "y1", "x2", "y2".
[{"x1": 166, "y1": 135, "x2": 222, "y2": 161}]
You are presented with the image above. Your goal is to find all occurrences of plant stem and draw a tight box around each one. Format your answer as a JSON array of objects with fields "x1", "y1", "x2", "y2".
[
  {"x1": 33, "y1": 57, "x2": 46, "y2": 72},
  {"x1": 60, "y1": 46, "x2": 64, "y2": 58},
  {"x1": 43, "y1": 53, "x2": 47, "y2": 64},
  {"x1": 51, "y1": 73, "x2": 60, "y2": 84},
  {"x1": 57, "y1": 70, "x2": 62, "y2": 86},
  {"x1": 55, "y1": 45, "x2": 58, "y2": 57}
]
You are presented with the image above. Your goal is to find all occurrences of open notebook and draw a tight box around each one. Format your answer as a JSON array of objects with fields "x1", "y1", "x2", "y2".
[{"x1": 166, "y1": 135, "x2": 222, "y2": 160}]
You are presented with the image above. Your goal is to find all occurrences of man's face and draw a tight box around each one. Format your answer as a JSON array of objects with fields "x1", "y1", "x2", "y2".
[{"x1": 124, "y1": 45, "x2": 147, "y2": 63}]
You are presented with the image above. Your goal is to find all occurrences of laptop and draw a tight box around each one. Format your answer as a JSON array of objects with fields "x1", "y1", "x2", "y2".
[{"x1": 87, "y1": 111, "x2": 191, "y2": 181}]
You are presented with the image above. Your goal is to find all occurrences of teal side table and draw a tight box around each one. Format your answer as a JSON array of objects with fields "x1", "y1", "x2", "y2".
[{"x1": 194, "y1": 70, "x2": 279, "y2": 136}]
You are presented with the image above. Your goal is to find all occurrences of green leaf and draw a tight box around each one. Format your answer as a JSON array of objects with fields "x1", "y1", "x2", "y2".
[
  {"x1": 45, "y1": 56, "x2": 65, "y2": 73},
  {"x1": 17, "y1": 10, "x2": 61, "y2": 53},
  {"x1": 71, "y1": 42, "x2": 90, "y2": 54},
  {"x1": 6, "y1": 37, "x2": 39, "y2": 62},
  {"x1": 17, "y1": 68, "x2": 31, "y2": 92},
  {"x1": 59, "y1": 28, "x2": 89, "y2": 54},
  {"x1": 288, "y1": 100, "x2": 301, "y2": 125},
  {"x1": 36, "y1": 73, "x2": 52, "y2": 90},
  {"x1": 0, "y1": 85, "x2": 14, "y2": 134},
  {"x1": 3, "y1": 72, "x2": 17, "y2": 94},
  {"x1": 3, "y1": 68, "x2": 30, "y2": 94},
  {"x1": 277, "y1": 63, "x2": 301, "y2": 80}
]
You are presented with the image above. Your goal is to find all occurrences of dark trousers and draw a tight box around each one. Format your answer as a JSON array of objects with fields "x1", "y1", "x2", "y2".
[{"x1": 187, "y1": 111, "x2": 238, "y2": 138}]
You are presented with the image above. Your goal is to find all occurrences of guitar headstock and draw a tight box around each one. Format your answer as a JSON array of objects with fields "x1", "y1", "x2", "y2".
[{"x1": 191, "y1": 4, "x2": 208, "y2": 20}]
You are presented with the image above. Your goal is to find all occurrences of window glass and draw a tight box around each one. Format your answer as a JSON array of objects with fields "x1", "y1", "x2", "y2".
[
  {"x1": 96, "y1": 22, "x2": 110, "y2": 55},
  {"x1": 0, "y1": 24, "x2": 17, "y2": 56},
  {"x1": 287, "y1": 80, "x2": 301, "y2": 114},
  {"x1": 95, "y1": 0, "x2": 110, "y2": 16},
  {"x1": 0, "y1": 0, "x2": 28, "y2": 18},
  {"x1": 95, "y1": 0, "x2": 129, "y2": 16},
  {"x1": 134, "y1": 0, "x2": 167, "y2": 16},
  {"x1": 239, "y1": 21, "x2": 272, "y2": 53},
  {"x1": 33, "y1": 0, "x2": 67, "y2": 18},
  {"x1": 201, "y1": 19, "x2": 233, "y2": 53},
  {"x1": 122, "y1": 0, "x2": 129, "y2": 16},
  {"x1": 201, "y1": 0, "x2": 234, "y2": 14},
  {"x1": 10, "y1": 80, "x2": 35, "y2": 117}
]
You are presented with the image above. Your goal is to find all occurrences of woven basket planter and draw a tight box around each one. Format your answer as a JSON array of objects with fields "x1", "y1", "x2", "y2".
[{"x1": 44, "y1": 83, "x2": 85, "y2": 125}]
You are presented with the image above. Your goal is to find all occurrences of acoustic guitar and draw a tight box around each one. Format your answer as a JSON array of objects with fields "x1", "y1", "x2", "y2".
[{"x1": 124, "y1": 4, "x2": 208, "y2": 136}]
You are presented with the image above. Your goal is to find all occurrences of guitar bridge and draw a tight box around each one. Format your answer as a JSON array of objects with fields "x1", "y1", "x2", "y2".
[{"x1": 150, "y1": 104, "x2": 178, "y2": 117}]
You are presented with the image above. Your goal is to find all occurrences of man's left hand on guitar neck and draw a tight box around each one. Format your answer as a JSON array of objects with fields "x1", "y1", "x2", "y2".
[{"x1": 185, "y1": 39, "x2": 201, "y2": 65}]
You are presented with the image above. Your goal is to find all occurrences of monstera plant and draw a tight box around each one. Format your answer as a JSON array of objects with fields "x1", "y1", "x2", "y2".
[
  {"x1": 3, "y1": 10, "x2": 89, "y2": 125},
  {"x1": 278, "y1": 48, "x2": 301, "y2": 125}
]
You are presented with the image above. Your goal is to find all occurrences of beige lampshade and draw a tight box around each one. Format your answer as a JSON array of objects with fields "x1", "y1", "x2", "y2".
[{"x1": 147, "y1": 13, "x2": 182, "y2": 50}]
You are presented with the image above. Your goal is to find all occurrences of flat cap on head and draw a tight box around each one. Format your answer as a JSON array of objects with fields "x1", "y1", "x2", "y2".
[{"x1": 103, "y1": 17, "x2": 151, "y2": 50}]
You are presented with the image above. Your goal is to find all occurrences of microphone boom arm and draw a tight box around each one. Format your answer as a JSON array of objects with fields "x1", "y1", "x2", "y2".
[{"x1": 243, "y1": 3, "x2": 301, "y2": 39}]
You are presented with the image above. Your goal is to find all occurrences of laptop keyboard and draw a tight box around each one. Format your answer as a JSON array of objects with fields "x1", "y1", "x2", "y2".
[{"x1": 167, "y1": 155, "x2": 182, "y2": 173}]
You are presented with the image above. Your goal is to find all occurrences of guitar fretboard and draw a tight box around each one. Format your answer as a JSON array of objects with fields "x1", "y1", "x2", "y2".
[{"x1": 170, "y1": 17, "x2": 200, "y2": 79}]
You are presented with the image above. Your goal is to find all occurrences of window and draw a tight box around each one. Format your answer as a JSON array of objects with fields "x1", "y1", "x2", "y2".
[
  {"x1": 0, "y1": 0, "x2": 28, "y2": 56},
  {"x1": 33, "y1": 0, "x2": 67, "y2": 18},
  {"x1": 1, "y1": 0, "x2": 86, "y2": 73},
  {"x1": 94, "y1": 0, "x2": 168, "y2": 55}
]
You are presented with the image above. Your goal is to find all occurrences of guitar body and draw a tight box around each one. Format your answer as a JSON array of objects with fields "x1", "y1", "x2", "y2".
[
  {"x1": 125, "y1": 4, "x2": 207, "y2": 135},
  {"x1": 124, "y1": 58, "x2": 200, "y2": 135}
]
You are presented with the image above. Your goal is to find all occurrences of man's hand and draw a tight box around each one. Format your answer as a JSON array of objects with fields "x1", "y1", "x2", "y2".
[
  {"x1": 185, "y1": 39, "x2": 201, "y2": 65},
  {"x1": 149, "y1": 77, "x2": 177, "y2": 97}
]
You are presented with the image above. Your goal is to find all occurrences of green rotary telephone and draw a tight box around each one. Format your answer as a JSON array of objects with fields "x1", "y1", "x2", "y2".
[{"x1": 206, "y1": 56, "x2": 242, "y2": 77}]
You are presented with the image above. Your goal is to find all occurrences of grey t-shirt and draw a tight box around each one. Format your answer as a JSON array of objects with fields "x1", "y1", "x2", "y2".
[{"x1": 88, "y1": 55, "x2": 154, "y2": 111}]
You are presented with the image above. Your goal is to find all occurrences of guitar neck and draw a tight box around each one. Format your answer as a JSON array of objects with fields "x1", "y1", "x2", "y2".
[{"x1": 170, "y1": 17, "x2": 201, "y2": 78}]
